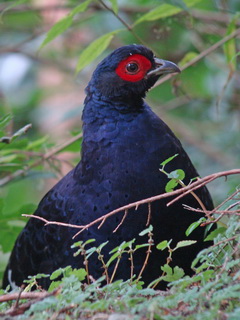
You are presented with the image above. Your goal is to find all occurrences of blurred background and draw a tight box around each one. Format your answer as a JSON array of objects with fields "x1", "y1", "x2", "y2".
[{"x1": 0, "y1": 0, "x2": 239, "y2": 284}]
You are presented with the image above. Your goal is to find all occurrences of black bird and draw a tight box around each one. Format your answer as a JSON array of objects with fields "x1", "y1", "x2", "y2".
[{"x1": 3, "y1": 45, "x2": 213, "y2": 290}]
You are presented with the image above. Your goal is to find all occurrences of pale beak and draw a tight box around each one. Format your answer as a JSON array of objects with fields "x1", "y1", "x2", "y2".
[{"x1": 147, "y1": 57, "x2": 181, "y2": 77}]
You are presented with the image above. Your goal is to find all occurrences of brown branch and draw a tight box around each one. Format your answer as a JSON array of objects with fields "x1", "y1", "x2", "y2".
[
  {"x1": 211, "y1": 236, "x2": 238, "y2": 248},
  {"x1": 23, "y1": 169, "x2": 240, "y2": 238},
  {"x1": 97, "y1": 0, "x2": 149, "y2": 49},
  {"x1": 0, "y1": 132, "x2": 83, "y2": 187},
  {"x1": 183, "y1": 205, "x2": 240, "y2": 215},
  {"x1": 1, "y1": 288, "x2": 61, "y2": 316},
  {"x1": 113, "y1": 209, "x2": 128, "y2": 233},
  {"x1": 154, "y1": 28, "x2": 240, "y2": 88},
  {"x1": 0, "y1": 291, "x2": 48, "y2": 303}
]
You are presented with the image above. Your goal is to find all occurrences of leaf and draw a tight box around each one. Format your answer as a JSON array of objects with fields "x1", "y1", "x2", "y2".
[
  {"x1": 0, "y1": 0, "x2": 29, "y2": 20},
  {"x1": 71, "y1": 268, "x2": 87, "y2": 281},
  {"x1": 159, "y1": 0, "x2": 189, "y2": 10},
  {"x1": 26, "y1": 136, "x2": 49, "y2": 150},
  {"x1": 76, "y1": 29, "x2": 122, "y2": 73},
  {"x1": 96, "y1": 241, "x2": 109, "y2": 252},
  {"x1": 70, "y1": 0, "x2": 92, "y2": 16},
  {"x1": 40, "y1": 16, "x2": 73, "y2": 50},
  {"x1": 161, "y1": 265, "x2": 185, "y2": 282},
  {"x1": 223, "y1": 14, "x2": 240, "y2": 72},
  {"x1": 84, "y1": 238, "x2": 96, "y2": 246},
  {"x1": 106, "y1": 251, "x2": 120, "y2": 267},
  {"x1": 168, "y1": 169, "x2": 185, "y2": 180},
  {"x1": 135, "y1": 243, "x2": 150, "y2": 249},
  {"x1": 204, "y1": 227, "x2": 226, "y2": 242},
  {"x1": 0, "y1": 155, "x2": 17, "y2": 163},
  {"x1": 134, "y1": 0, "x2": 202, "y2": 25},
  {"x1": 160, "y1": 154, "x2": 178, "y2": 167},
  {"x1": 50, "y1": 268, "x2": 64, "y2": 280},
  {"x1": 156, "y1": 240, "x2": 169, "y2": 251},
  {"x1": 174, "y1": 240, "x2": 197, "y2": 250},
  {"x1": 108, "y1": 0, "x2": 118, "y2": 14},
  {"x1": 40, "y1": 0, "x2": 92, "y2": 49},
  {"x1": 165, "y1": 179, "x2": 178, "y2": 192},
  {"x1": 1, "y1": 124, "x2": 32, "y2": 144},
  {"x1": 139, "y1": 225, "x2": 153, "y2": 236},
  {"x1": 0, "y1": 114, "x2": 12, "y2": 130},
  {"x1": 179, "y1": 51, "x2": 198, "y2": 67},
  {"x1": 185, "y1": 217, "x2": 206, "y2": 236}
]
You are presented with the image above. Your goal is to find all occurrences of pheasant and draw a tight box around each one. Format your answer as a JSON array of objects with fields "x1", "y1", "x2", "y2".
[{"x1": 3, "y1": 45, "x2": 213, "y2": 290}]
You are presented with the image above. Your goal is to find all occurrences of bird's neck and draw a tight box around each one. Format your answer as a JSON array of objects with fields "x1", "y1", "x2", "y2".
[{"x1": 82, "y1": 90, "x2": 144, "y2": 122}]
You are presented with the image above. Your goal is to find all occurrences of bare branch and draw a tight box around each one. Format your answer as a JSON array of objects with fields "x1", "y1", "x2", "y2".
[
  {"x1": 22, "y1": 169, "x2": 240, "y2": 238},
  {"x1": 0, "y1": 132, "x2": 83, "y2": 187},
  {"x1": 155, "y1": 28, "x2": 240, "y2": 88}
]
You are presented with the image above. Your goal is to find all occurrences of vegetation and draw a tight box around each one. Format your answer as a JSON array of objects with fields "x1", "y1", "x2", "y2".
[{"x1": 0, "y1": 0, "x2": 239, "y2": 318}]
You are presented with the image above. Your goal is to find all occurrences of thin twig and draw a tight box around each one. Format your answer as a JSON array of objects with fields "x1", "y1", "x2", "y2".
[
  {"x1": 98, "y1": 0, "x2": 149, "y2": 48},
  {"x1": 1, "y1": 288, "x2": 61, "y2": 316},
  {"x1": 0, "y1": 291, "x2": 47, "y2": 303},
  {"x1": 0, "y1": 132, "x2": 83, "y2": 187},
  {"x1": 22, "y1": 169, "x2": 240, "y2": 238},
  {"x1": 113, "y1": 209, "x2": 128, "y2": 233},
  {"x1": 154, "y1": 28, "x2": 240, "y2": 88},
  {"x1": 146, "y1": 203, "x2": 151, "y2": 226}
]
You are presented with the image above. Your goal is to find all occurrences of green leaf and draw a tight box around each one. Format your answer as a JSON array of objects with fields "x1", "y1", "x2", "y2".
[
  {"x1": 76, "y1": 29, "x2": 122, "y2": 73},
  {"x1": 156, "y1": 240, "x2": 169, "y2": 251},
  {"x1": 0, "y1": 114, "x2": 12, "y2": 130},
  {"x1": 26, "y1": 136, "x2": 49, "y2": 150},
  {"x1": 40, "y1": 0, "x2": 92, "y2": 49},
  {"x1": 48, "y1": 280, "x2": 61, "y2": 291},
  {"x1": 179, "y1": 51, "x2": 198, "y2": 67},
  {"x1": 165, "y1": 179, "x2": 178, "y2": 192},
  {"x1": 70, "y1": 0, "x2": 92, "y2": 16},
  {"x1": 106, "y1": 251, "x2": 121, "y2": 267},
  {"x1": 135, "y1": 243, "x2": 149, "y2": 250},
  {"x1": 84, "y1": 238, "x2": 96, "y2": 246},
  {"x1": 160, "y1": 154, "x2": 178, "y2": 166},
  {"x1": 185, "y1": 217, "x2": 206, "y2": 236},
  {"x1": 0, "y1": 154, "x2": 17, "y2": 163},
  {"x1": 168, "y1": 169, "x2": 185, "y2": 180},
  {"x1": 0, "y1": 0, "x2": 29, "y2": 20},
  {"x1": 161, "y1": 265, "x2": 185, "y2": 282},
  {"x1": 71, "y1": 268, "x2": 87, "y2": 281},
  {"x1": 174, "y1": 240, "x2": 197, "y2": 250},
  {"x1": 204, "y1": 227, "x2": 226, "y2": 242},
  {"x1": 50, "y1": 268, "x2": 64, "y2": 280},
  {"x1": 223, "y1": 14, "x2": 240, "y2": 72},
  {"x1": 139, "y1": 225, "x2": 153, "y2": 236},
  {"x1": 96, "y1": 241, "x2": 109, "y2": 252},
  {"x1": 40, "y1": 16, "x2": 73, "y2": 49},
  {"x1": 134, "y1": 0, "x2": 202, "y2": 25},
  {"x1": 108, "y1": 0, "x2": 118, "y2": 14},
  {"x1": 1, "y1": 124, "x2": 32, "y2": 144}
]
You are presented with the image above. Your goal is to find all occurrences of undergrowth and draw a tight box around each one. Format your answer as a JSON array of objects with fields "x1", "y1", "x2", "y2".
[{"x1": 0, "y1": 209, "x2": 239, "y2": 320}]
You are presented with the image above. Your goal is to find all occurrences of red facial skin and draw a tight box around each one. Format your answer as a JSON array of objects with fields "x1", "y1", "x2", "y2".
[{"x1": 115, "y1": 54, "x2": 152, "y2": 82}]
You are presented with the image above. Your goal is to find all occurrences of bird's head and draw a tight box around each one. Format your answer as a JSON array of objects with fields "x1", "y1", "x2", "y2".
[{"x1": 87, "y1": 44, "x2": 180, "y2": 102}]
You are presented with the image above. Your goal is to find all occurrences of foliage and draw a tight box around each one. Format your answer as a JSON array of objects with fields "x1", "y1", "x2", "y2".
[
  {"x1": 0, "y1": 0, "x2": 240, "y2": 318},
  {"x1": 0, "y1": 213, "x2": 239, "y2": 319}
]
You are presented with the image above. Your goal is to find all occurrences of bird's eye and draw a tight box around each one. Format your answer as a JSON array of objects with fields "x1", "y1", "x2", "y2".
[{"x1": 126, "y1": 62, "x2": 139, "y2": 74}]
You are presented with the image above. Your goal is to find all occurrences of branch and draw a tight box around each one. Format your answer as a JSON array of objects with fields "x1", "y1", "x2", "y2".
[
  {"x1": 0, "y1": 291, "x2": 49, "y2": 303},
  {"x1": 0, "y1": 288, "x2": 61, "y2": 317},
  {"x1": 22, "y1": 169, "x2": 240, "y2": 239},
  {"x1": 154, "y1": 28, "x2": 240, "y2": 87},
  {"x1": 0, "y1": 132, "x2": 83, "y2": 187},
  {"x1": 98, "y1": 0, "x2": 149, "y2": 48}
]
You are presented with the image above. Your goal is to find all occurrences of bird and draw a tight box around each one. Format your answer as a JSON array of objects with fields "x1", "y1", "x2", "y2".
[{"x1": 3, "y1": 44, "x2": 214, "y2": 290}]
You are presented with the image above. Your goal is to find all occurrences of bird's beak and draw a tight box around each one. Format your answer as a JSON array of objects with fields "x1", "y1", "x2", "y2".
[{"x1": 147, "y1": 58, "x2": 181, "y2": 77}]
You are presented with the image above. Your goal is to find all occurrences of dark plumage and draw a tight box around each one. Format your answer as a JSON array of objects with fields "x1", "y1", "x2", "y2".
[{"x1": 3, "y1": 45, "x2": 213, "y2": 290}]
